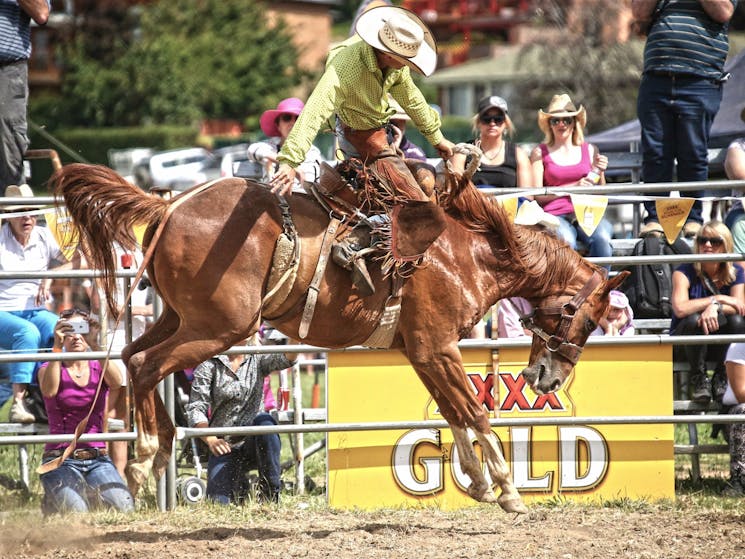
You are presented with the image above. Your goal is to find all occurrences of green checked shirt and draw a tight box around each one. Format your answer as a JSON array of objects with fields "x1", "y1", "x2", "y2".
[{"x1": 277, "y1": 35, "x2": 443, "y2": 168}]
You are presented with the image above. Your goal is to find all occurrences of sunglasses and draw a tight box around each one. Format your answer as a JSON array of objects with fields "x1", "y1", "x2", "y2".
[
  {"x1": 479, "y1": 114, "x2": 506, "y2": 125},
  {"x1": 549, "y1": 117, "x2": 575, "y2": 126},
  {"x1": 279, "y1": 114, "x2": 297, "y2": 123},
  {"x1": 59, "y1": 308, "x2": 90, "y2": 319},
  {"x1": 696, "y1": 236, "x2": 725, "y2": 247}
]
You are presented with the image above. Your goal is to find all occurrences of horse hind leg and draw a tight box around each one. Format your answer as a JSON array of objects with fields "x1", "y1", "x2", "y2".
[{"x1": 472, "y1": 430, "x2": 528, "y2": 514}]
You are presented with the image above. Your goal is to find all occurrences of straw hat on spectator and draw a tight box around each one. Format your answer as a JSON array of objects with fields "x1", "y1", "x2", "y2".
[
  {"x1": 537, "y1": 93, "x2": 587, "y2": 136},
  {"x1": 1, "y1": 184, "x2": 45, "y2": 212},
  {"x1": 355, "y1": 6, "x2": 437, "y2": 77}
]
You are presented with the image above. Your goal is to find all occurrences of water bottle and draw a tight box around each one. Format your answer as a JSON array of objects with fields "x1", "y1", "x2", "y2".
[{"x1": 585, "y1": 166, "x2": 601, "y2": 184}]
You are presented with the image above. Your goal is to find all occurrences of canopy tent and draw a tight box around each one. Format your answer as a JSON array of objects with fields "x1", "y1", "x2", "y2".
[{"x1": 587, "y1": 48, "x2": 745, "y2": 152}]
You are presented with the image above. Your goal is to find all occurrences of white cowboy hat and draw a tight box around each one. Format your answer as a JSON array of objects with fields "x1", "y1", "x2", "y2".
[
  {"x1": 1, "y1": 184, "x2": 46, "y2": 212},
  {"x1": 537, "y1": 93, "x2": 587, "y2": 136},
  {"x1": 355, "y1": 6, "x2": 437, "y2": 77}
]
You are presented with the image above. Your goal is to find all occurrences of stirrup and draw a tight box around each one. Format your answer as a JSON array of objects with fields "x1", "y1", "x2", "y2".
[{"x1": 351, "y1": 254, "x2": 375, "y2": 297}]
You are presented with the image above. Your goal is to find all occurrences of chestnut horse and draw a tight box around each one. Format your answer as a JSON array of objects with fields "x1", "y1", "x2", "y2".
[{"x1": 50, "y1": 162, "x2": 626, "y2": 514}]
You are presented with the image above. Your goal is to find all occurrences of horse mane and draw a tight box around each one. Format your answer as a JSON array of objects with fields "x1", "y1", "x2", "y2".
[
  {"x1": 437, "y1": 171, "x2": 601, "y2": 298},
  {"x1": 512, "y1": 225, "x2": 602, "y2": 298},
  {"x1": 49, "y1": 163, "x2": 169, "y2": 316},
  {"x1": 438, "y1": 173, "x2": 523, "y2": 266}
]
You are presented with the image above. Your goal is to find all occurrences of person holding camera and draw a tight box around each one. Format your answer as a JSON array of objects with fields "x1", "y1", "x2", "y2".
[{"x1": 37, "y1": 308, "x2": 133, "y2": 514}]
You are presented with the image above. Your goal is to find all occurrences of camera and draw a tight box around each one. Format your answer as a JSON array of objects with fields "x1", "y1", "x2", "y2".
[{"x1": 68, "y1": 318, "x2": 89, "y2": 335}]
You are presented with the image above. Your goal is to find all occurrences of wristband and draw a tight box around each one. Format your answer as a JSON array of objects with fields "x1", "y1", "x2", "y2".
[{"x1": 52, "y1": 347, "x2": 62, "y2": 353}]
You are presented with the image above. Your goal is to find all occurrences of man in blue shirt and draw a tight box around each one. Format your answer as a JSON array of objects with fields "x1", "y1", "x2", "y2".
[
  {"x1": 633, "y1": 0, "x2": 737, "y2": 234},
  {"x1": 0, "y1": 1, "x2": 50, "y2": 194}
]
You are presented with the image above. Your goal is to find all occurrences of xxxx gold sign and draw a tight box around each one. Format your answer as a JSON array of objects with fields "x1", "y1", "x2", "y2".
[{"x1": 327, "y1": 345, "x2": 674, "y2": 509}]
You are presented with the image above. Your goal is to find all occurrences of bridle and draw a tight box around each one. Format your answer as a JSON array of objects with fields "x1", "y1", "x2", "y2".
[{"x1": 520, "y1": 270, "x2": 606, "y2": 365}]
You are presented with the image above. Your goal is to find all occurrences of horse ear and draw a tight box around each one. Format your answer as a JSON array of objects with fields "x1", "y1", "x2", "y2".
[{"x1": 602, "y1": 270, "x2": 630, "y2": 296}]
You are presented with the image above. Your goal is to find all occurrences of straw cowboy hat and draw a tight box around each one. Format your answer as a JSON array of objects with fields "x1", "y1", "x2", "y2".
[
  {"x1": 355, "y1": 6, "x2": 437, "y2": 77},
  {"x1": 537, "y1": 93, "x2": 587, "y2": 135},
  {"x1": 2, "y1": 184, "x2": 45, "y2": 211},
  {"x1": 259, "y1": 97, "x2": 305, "y2": 138}
]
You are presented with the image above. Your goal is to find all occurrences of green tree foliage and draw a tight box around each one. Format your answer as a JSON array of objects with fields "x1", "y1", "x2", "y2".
[
  {"x1": 57, "y1": 0, "x2": 304, "y2": 127},
  {"x1": 513, "y1": 0, "x2": 643, "y2": 139}
]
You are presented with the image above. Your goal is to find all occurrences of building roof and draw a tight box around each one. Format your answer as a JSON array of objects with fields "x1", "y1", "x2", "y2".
[{"x1": 425, "y1": 46, "x2": 528, "y2": 85}]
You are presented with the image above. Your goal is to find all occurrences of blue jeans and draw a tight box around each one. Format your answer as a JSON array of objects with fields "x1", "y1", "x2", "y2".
[
  {"x1": 556, "y1": 215, "x2": 613, "y2": 258},
  {"x1": 40, "y1": 455, "x2": 134, "y2": 513},
  {"x1": 0, "y1": 308, "x2": 57, "y2": 384},
  {"x1": 206, "y1": 413, "x2": 281, "y2": 505},
  {"x1": 637, "y1": 73, "x2": 723, "y2": 224}
]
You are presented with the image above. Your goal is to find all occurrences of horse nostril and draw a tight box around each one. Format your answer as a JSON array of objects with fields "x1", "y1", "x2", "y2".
[{"x1": 549, "y1": 378, "x2": 562, "y2": 392}]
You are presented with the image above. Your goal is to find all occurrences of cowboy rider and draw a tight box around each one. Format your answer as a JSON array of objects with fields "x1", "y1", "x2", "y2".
[{"x1": 269, "y1": 5, "x2": 454, "y2": 294}]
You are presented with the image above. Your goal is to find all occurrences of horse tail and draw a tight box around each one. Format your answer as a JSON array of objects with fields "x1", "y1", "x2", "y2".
[{"x1": 49, "y1": 163, "x2": 169, "y2": 316}]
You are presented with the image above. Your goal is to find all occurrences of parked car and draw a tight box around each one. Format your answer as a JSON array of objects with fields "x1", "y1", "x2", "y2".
[
  {"x1": 108, "y1": 148, "x2": 154, "y2": 185},
  {"x1": 132, "y1": 147, "x2": 220, "y2": 191},
  {"x1": 215, "y1": 143, "x2": 264, "y2": 180}
]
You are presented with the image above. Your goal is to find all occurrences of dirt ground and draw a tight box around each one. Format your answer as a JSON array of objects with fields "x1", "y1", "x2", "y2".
[{"x1": 2, "y1": 501, "x2": 744, "y2": 559}]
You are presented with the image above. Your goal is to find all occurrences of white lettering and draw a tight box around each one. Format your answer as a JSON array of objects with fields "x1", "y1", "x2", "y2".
[
  {"x1": 510, "y1": 426, "x2": 552, "y2": 490},
  {"x1": 392, "y1": 429, "x2": 443, "y2": 494},
  {"x1": 559, "y1": 426, "x2": 608, "y2": 489}
]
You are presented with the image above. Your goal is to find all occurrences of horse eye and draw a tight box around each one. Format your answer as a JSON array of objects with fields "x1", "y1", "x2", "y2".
[{"x1": 585, "y1": 319, "x2": 597, "y2": 332}]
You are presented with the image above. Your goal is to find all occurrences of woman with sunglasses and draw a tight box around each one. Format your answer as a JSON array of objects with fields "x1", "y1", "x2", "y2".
[
  {"x1": 37, "y1": 309, "x2": 134, "y2": 514},
  {"x1": 671, "y1": 221, "x2": 745, "y2": 404},
  {"x1": 450, "y1": 95, "x2": 532, "y2": 188},
  {"x1": 0, "y1": 184, "x2": 75, "y2": 423},
  {"x1": 529, "y1": 93, "x2": 612, "y2": 259},
  {"x1": 246, "y1": 97, "x2": 323, "y2": 186}
]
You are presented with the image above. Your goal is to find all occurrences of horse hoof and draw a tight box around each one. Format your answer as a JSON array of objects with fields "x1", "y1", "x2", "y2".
[
  {"x1": 152, "y1": 449, "x2": 171, "y2": 479},
  {"x1": 126, "y1": 463, "x2": 147, "y2": 496},
  {"x1": 467, "y1": 484, "x2": 498, "y2": 503},
  {"x1": 497, "y1": 494, "x2": 528, "y2": 514}
]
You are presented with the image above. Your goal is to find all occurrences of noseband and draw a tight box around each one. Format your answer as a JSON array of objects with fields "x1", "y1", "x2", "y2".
[{"x1": 520, "y1": 270, "x2": 606, "y2": 365}]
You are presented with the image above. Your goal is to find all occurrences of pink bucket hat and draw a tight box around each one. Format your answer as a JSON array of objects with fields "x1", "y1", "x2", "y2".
[
  {"x1": 609, "y1": 290, "x2": 629, "y2": 310},
  {"x1": 259, "y1": 97, "x2": 305, "y2": 137}
]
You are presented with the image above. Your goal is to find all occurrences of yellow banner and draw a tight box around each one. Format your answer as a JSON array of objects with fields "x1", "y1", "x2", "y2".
[
  {"x1": 328, "y1": 345, "x2": 674, "y2": 509},
  {"x1": 494, "y1": 195, "x2": 519, "y2": 222},
  {"x1": 657, "y1": 198, "x2": 694, "y2": 244},
  {"x1": 44, "y1": 209, "x2": 79, "y2": 261},
  {"x1": 570, "y1": 194, "x2": 608, "y2": 236}
]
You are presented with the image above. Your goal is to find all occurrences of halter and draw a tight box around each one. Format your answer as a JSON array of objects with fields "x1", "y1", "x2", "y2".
[{"x1": 520, "y1": 270, "x2": 606, "y2": 365}]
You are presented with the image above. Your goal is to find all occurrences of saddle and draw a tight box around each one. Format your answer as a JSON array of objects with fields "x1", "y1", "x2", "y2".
[{"x1": 312, "y1": 159, "x2": 445, "y2": 261}]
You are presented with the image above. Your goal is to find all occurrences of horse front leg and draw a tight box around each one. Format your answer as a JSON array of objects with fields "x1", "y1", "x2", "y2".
[
  {"x1": 472, "y1": 430, "x2": 527, "y2": 514},
  {"x1": 450, "y1": 426, "x2": 497, "y2": 503}
]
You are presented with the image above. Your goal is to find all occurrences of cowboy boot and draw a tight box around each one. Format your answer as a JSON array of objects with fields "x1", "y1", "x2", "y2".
[{"x1": 331, "y1": 226, "x2": 375, "y2": 296}]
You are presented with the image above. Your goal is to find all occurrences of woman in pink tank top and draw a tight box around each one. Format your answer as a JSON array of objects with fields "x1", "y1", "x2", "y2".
[
  {"x1": 528, "y1": 94, "x2": 613, "y2": 260},
  {"x1": 37, "y1": 309, "x2": 133, "y2": 514}
]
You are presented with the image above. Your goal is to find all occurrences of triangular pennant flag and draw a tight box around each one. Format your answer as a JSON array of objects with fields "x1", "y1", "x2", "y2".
[
  {"x1": 133, "y1": 223, "x2": 147, "y2": 248},
  {"x1": 570, "y1": 194, "x2": 608, "y2": 236},
  {"x1": 495, "y1": 195, "x2": 519, "y2": 222},
  {"x1": 656, "y1": 198, "x2": 694, "y2": 244},
  {"x1": 45, "y1": 208, "x2": 79, "y2": 261}
]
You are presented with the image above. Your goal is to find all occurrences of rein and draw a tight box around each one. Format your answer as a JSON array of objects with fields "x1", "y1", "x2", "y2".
[{"x1": 520, "y1": 269, "x2": 605, "y2": 365}]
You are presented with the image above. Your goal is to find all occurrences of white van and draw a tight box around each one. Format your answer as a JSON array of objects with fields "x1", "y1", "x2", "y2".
[{"x1": 137, "y1": 147, "x2": 219, "y2": 191}]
